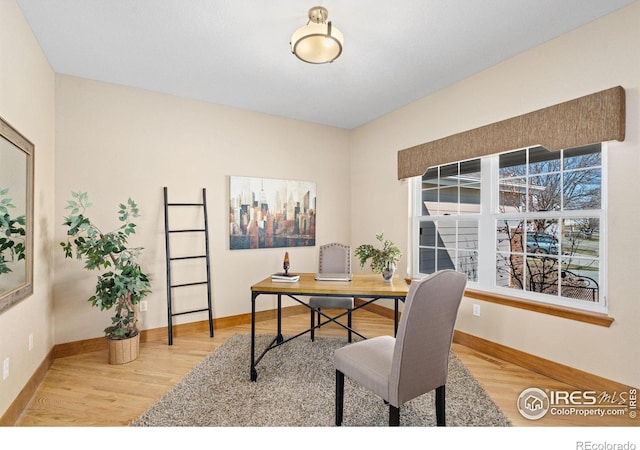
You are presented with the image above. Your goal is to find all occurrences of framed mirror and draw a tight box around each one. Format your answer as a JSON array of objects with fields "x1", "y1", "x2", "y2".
[{"x1": 0, "y1": 116, "x2": 34, "y2": 314}]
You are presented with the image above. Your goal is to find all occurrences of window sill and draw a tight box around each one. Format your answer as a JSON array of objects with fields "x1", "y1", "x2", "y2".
[{"x1": 464, "y1": 289, "x2": 614, "y2": 327}]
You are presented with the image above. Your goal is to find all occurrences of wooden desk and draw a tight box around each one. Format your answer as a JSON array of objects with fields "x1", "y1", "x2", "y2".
[{"x1": 250, "y1": 273, "x2": 409, "y2": 381}]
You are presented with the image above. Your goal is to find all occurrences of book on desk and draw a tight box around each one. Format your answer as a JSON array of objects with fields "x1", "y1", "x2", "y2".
[{"x1": 271, "y1": 273, "x2": 300, "y2": 282}]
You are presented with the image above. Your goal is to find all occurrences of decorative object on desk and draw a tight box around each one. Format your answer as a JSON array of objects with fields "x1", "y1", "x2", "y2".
[
  {"x1": 130, "y1": 334, "x2": 511, "y2": 427},
  {"x1": 60, "y1": 192, "x2": 151, "y2": 364},
  {"x1": 271, "y1": 251, "x2": 299, "y2": 281},
  {"x1": 229, "y1": 176, "x2": 316, "y2": 250},
  {"x1": 283, "y1": 251, "x2": 290, "y2": 275},
  {"x1": 355, "y1": 233, "x2": 402, "y2": 282}
]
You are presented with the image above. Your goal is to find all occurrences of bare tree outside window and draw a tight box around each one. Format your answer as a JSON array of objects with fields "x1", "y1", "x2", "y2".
[{"x1": 496, "y1": 145, "x2": 601, "y2": 303}]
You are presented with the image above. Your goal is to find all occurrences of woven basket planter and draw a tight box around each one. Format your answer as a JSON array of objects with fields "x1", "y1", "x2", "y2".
[{"x1": 108, "y1": 333, "x2": 140, "y2": 365}]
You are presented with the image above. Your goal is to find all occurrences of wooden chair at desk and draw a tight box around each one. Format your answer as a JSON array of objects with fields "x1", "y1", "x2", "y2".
[{"x1": 309, "y1": 243, "x2": 354, "y2": 342}]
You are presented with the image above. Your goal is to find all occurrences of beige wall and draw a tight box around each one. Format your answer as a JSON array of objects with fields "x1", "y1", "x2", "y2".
[
  {"x1": 350, "y1": 2, "x2": 640, "y2": 387},
  {"x1": 53, "y1": 75, "x2": 352, "y2": 343},
  {"x1": 0, "y1": 0, "x2": 56, "y2": 417}
]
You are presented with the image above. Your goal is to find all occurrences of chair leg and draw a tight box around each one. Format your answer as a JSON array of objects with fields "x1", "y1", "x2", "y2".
[
  {"x1": 310, "y1": 308, "x2": 315, "y2": 341},
  {"x1": 435, "y1": 385, "x2": 446, "y2": 426},
  {"x1": 317, "y1": 308, "x2": 321, "y2": 328},
  {"x1": 347, "y1": 309, "x2": 352, "y2": 343},
  {"x1": 336, "y1": 370, "x2": 344, "y2": 426},
  {"x1": 389, "y1": 405, "x2": 400, "y2": 426}
]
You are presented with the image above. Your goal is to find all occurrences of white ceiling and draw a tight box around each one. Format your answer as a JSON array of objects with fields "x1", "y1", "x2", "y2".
[{"x1": 16, "y1": 0, "x2": 637, "y2": 129}]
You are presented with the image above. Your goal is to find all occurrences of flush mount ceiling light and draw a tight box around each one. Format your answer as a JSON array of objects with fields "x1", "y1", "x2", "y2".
[{"x1": 290, "y1": 6, "x2": 344, "y2": 64}]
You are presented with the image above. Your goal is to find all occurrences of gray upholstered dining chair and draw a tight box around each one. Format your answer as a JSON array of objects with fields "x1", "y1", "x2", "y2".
[
  {"x1": 309, "y1": 243, "x2": 354, "y2": 342},
  {"x1": 333, "y1": 269, "x2": 467, "y2": 426}
]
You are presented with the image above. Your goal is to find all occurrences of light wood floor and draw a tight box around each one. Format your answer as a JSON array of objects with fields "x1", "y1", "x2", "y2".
[{"x1": 14, "y1": 309, "x2": 637, "y2": 427}]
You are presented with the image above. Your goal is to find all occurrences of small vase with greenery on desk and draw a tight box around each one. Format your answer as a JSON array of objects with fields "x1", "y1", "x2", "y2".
[{"x1": 355, "y1": 233, "x2": 402, "y2": 282}]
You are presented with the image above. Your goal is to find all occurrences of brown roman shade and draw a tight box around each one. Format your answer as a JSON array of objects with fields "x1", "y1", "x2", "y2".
[{"x1": 397, "y1": 86, "x2": 626, "y2": 180}]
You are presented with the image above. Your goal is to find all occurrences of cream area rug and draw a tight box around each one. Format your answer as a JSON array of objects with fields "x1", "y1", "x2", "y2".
[{"x1": 131, "y1": 333, "x2": 511, "y2": 427}]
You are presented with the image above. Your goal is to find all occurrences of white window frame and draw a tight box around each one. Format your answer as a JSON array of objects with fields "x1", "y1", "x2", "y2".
[{"x1": 411, "y1": 145, "x2": 607, "y2": 314}]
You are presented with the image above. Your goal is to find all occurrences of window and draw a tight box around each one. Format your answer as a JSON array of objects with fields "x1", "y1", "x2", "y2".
[
  {"x1": 418, "y1": 159, "x2": 480, "y2": 281},
  {"x1": 412, "y1": 144, "x2": 606, "y2": 313}
]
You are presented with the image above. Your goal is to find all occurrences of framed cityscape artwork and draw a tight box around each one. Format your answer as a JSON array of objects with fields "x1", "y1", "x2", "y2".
[{"x1": 229, "y1": 176, "x2": 316, "y2": 250}]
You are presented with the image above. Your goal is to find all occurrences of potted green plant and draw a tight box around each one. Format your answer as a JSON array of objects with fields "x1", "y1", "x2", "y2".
[
  {"x1": 60, "y1": 192, "x2": 151, "y2": 364},
  {"x1": 355, "y1": 233, "x2": 402, "y2": 281}
]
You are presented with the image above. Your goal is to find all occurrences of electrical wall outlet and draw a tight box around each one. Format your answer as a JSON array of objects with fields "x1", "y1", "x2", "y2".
[
  {"x1": 29, "y1": 333, "x2": 34, "y2": 351},
  {"x1": 473, "y1": 304, "x2": 481, "y2": 317},
  {"x1": 3, "y1": 357, "x2": 9, "y2": 380},
  {"x1": 139, "y1": 301, "x2": 148, "y2": 312}
]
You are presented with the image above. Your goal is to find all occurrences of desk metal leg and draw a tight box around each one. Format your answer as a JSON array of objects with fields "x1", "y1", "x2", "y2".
[
  {"x1": 250, "y1": 292, "x2": 258, "y2": 381},
  {"x1": 276, "y1": 294, "x2": 283, "y2": 344},
  {"x1": 394, "y1": 298, "x2": 399, "y2": 336}
]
